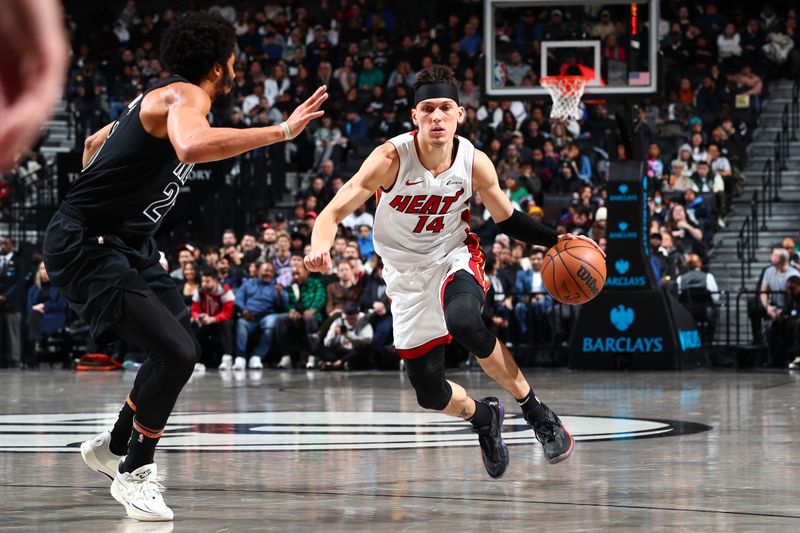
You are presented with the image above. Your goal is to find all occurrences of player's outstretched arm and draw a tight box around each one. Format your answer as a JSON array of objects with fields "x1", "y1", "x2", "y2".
[
  {"x1": 167, "y1": 85, "x2": 327, "y2": 164},
  {"x1": 473, "y1": 150, "x2": 605, "y2": 257},
  {"x1": 305, "y1": 143, "x2": 398, "y2": 272}
]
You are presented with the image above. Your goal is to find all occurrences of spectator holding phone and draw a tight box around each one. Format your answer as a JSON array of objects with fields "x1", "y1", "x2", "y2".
[{"x1": 192, "y1": 269, "x2": 235, "y2": 371}]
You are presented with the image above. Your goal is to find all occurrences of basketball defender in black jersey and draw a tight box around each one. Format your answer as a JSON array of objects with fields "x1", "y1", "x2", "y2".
[{"x1": 43, "y1": 12, "x2": 327, "y2": 521}]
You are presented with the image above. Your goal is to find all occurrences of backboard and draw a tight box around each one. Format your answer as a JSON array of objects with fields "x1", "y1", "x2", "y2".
[{"x1": 483, "y1": 0, "x2": 659, "y2": 98}]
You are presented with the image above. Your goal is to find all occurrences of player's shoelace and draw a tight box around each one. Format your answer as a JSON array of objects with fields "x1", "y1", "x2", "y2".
[
  {"x1": 134, "y1": 476, "x2": 166, "y2": 502},
  {"x1": 532, "y1": 420, "x2": 557, "y2": 445}
]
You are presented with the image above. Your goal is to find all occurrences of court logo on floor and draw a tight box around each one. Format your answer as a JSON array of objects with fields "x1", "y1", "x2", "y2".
[{"x1": 0, "y1": 412, "x2": 710, "y2": 452}]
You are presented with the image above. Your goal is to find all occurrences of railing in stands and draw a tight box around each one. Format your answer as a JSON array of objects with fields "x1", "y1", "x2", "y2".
[
  {"x1": 792, "y1": 78, "x2": 799, "y2": 141},
  {"x1": 735, "y1": 78, "x2": 800, "y2": 289},
  {"x1": 0, "y1": 161, "x2": 60, "y2": 245},
  {"x1": 736, "y1": 212, "x2": 754, "y2": 289},
  {"x1": 761, "y1": 159, "x2": 776, "y2": 216}
]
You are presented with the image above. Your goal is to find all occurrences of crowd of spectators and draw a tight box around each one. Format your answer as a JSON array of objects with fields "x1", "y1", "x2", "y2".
[
  {"x1": 146, "y1": 224, "x2": 395, "y2": 371},
  {"x1": 2, "y1": 1, "x2": 800, "y2": 370}
]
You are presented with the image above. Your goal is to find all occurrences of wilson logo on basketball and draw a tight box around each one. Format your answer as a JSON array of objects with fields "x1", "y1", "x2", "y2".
[{"x1": 576, "y1": 265, "x2": 600, "y2": 295}]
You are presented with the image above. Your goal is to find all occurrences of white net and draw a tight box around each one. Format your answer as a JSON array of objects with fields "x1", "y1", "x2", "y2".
[{"x1": 540, "y1": 76, "x2": 588, "y2": 122}]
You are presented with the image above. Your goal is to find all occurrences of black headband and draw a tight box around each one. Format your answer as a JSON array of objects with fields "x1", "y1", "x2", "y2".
[{"x1": 413, "y1": 83, "x2": 460, "y2": 106}]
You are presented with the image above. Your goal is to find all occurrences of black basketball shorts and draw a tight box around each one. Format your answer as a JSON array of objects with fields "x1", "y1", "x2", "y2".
[{"x1": 43, "y1": 203, "x2": 186, "y2": 344}]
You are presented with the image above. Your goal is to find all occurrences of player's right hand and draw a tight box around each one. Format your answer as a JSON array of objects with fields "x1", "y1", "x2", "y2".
[
  {"x1": 285, "y1": 85, "x2": 328, "y2": 139},
  {"x1": 304, "y1": 249, "x2": 331, "y2": 272}
]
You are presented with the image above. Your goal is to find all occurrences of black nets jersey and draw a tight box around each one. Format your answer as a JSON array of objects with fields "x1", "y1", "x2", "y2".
[{"x1": 64, "y1": 75, "x2": 195, "y2": 238}]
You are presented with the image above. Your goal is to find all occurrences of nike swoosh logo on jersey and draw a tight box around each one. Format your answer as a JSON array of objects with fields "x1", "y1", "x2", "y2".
[{"x1": 405, "y1": 180, "x2": 424, "y2": 186}]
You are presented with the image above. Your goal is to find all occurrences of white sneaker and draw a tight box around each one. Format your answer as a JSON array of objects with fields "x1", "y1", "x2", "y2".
[
  {"x1": 80, "y1": 430, "x2": 123, "y2": 480},
  {"x1": 248, "y1": 355, "x2": 263, "y2": 369},
  {"x1": 789, "y1": 356, "x2": 800, "y2": 369},
  {"x1": 193, "y1": 363, "x2": 206, "y2": 373},
  {"x1": 232, "y1": 356, "x2": 246, "y2": 371},
  {"x1": 218, "y1": 354, "x2": 233, "y2": 371},
  {"x1": 111, "y1": 463, "x2": 173, "y2": 522},
  {"x1": 306, "y1": 355, "x2": 318, "y2": 369},
  {"x1": 277, "y1": 355, "x2": 292, "y2": 369}
]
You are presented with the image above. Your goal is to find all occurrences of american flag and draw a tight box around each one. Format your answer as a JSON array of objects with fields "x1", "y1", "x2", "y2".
[{"x1": 629, "y1": 71, "x2": 650, "y2": 86}]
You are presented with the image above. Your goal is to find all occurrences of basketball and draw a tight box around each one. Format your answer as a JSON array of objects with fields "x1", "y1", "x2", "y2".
[{"x1": 542, "y1": 240, "x2": 606, "y2": 305}]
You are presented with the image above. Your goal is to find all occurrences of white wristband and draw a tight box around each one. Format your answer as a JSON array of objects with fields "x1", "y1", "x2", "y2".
[{"x1": 280, "y1": 121, "x2": 292, "y2": 140}]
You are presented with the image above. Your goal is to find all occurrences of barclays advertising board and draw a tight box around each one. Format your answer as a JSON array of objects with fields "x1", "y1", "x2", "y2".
[
  {"x1": 569, "y1": 162, "x2": 702, "y2": 370},
  {"x1": 582, "y1": 304, "x2": 665, "y2": 353},
  {"x1": 571, "y1": 290, "x2": 680, "y2": 369},
  {"x1": 605, "y1": 258, "x2": 648, "y2": 287},
  {"x1": 570, "y1": 288, "x2": 703, "y2": 370},
  {"x1": 607, "y1": 183, "x2": 638, "y2": 203}
]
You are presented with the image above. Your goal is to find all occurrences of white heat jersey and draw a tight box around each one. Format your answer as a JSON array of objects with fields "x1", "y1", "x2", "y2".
[
  {"x1": 374, "y1": 132, "x2": 476, "y2": 267},
  {"x1": 373, "y1": 132, "x2": 488, "y2": 358}
]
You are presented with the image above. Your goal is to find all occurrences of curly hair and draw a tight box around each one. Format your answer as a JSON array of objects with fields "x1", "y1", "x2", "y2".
[
  {"x1": 160, "y1": 11, "x2": 236, "y2": 84},
  {"x1": 413, "y1": 64, "x2": 458, "y2": 92}
]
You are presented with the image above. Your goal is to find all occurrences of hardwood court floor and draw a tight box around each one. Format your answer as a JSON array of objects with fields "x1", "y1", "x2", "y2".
[{"x1": 0, "y1": 368, "x2": 798, "y2": 532}]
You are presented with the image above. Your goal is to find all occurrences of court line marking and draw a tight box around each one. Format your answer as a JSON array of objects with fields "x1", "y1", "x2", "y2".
[
  {"x1": 758, "y1": 379, "x2": 796, "y2": 390},
  {"x1": 1, "y1": 483, "x2": 799, "y2": 520}
]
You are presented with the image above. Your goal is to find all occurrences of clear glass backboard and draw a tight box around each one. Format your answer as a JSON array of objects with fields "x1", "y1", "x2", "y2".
[{"x1": 484, "y1": 0, "x2": 659, "y2": 97}]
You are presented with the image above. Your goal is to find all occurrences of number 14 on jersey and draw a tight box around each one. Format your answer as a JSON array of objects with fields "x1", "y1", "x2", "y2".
[{"x1": 412, "y1": 215, "x2": 444, "y2": 234}]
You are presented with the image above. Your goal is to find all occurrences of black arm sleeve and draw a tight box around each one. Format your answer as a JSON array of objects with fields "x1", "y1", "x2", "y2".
[{"x1": 495, "y1": 210, "x2": 559, "y2": 248}]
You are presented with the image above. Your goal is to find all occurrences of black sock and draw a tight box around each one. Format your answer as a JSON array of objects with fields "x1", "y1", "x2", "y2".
[
  {"x1": 109, "y1": 401, "x2": 135, "y2": 456},
  {"x1": 516, "y1": 390, "x2": 546, "y2": 424},
  {"x1": 467, "y1": 399, "x2": 493, "y2": 429},
  {"x1": 121, "y1": 422, "x2": 161, "y2": 473}
]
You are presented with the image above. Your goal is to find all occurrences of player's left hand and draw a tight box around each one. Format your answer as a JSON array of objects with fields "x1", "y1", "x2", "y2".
[
  {"x1": 304, "y1": 249, "x2": 332, "y2": 273},
  {"x1": 284, "y1": 85, "x2": 328, "y2": 139},
  {"x1": 557, "y1": 233, "x2": 607, "y2": 259}
]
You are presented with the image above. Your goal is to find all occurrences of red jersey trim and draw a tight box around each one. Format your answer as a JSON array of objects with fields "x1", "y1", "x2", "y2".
[
  {"x1": 397, "y1": 333, "x2": 453, "y2": 359},
  {"x1": 464, "y1": 232, "x2": 489, "y2": 293},
  {"x1": 378, "y1": 140, "x2": 403, "y2": 193},
  {"x1": 462, "y1": 207, "x2": 489, "y2": 293}
]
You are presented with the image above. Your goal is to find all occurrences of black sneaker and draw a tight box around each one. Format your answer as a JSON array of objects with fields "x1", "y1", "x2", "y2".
[
  {"x1": 528, "y1": 402, "x2": 574, "y2": 464},
  {"x1": 471, "y1": 397, "x2": 509, "y2": 479}
]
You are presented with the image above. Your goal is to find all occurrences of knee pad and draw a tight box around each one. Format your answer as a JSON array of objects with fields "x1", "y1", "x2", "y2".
[
  {"x1": 444, "y1": 292, "x2": 496, "y2": 358},
  {"x1": 173, "y1": 316, "x2": 201, "y2": 369},
  {"x1": 182, "y1": 317, "x2": 202, "y2": 362},
  {"x1": 404, "y1": 347, "x2": 452, "y2": 410},
  {"x1": 408, "y1": 371, "x2": 453, "y2": 410}
]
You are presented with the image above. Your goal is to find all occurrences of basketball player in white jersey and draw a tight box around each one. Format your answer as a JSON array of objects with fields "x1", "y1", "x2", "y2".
[{"x1": 305, "y1": 65, "x2": 604, "y2": 478}]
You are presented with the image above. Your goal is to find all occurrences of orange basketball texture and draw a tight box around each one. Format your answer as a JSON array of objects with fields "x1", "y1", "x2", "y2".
[{"x1": 542, "y1": 240, "x2": 606, "y2": 305}]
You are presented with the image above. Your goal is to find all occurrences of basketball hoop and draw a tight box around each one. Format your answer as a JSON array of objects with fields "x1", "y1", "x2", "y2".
[{"x1": 540, "y1": 75, "x2": 589, "y2": 122}]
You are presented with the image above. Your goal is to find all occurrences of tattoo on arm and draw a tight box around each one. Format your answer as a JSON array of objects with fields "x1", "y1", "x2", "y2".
[{"x1": 458, "y1": 408, "x2": 469, "y2": 419}]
